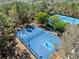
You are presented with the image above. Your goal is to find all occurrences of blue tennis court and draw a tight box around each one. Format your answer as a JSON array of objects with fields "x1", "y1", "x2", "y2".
[
  {"x1": 16, "y1": 26, "x2": 61, "y2": 59},
  {"x1": 55, "y1": 15, "x2": 79, "y2": 24}
]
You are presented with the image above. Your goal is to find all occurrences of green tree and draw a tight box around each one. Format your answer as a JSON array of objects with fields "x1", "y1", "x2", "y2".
[
  {"x1": 0, "y1": 14, "x2": 15, "y2": 37},
  {"x1": 35, "y1": 12, "x2": 49, "y2": 24},
  {"x1": 53, "y1": 20, "x2": 66, "y2": 32},
  {"x1": 51, "y1": 16, "x2": 67, "y2": 32},
  {"x1": 8, "y1": 2, "x2": 29, "y2": 25},
  {"x1": 0, "y1": 13, "x2": 15, "y2": 58}
]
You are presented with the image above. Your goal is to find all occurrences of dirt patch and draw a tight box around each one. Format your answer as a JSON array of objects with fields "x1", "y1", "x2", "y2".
[
  {"x1": 49, "y1": 52, "x2": 63, "y2": 59},
  {"x1": 15, "y1": 38, "x2": 36, "y2": 59}
]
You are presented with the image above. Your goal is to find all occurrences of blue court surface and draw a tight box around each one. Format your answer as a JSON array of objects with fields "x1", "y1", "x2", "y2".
[
  {"x1": 55, "y1": 15, "x2": 79, "y2": 24},
  {"x1": 16, "y1": 26, "x2": 61, "y2": 59}
]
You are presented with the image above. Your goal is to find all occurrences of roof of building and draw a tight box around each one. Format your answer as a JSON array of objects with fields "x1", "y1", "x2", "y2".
[
  {"x1": 16, "y1": 26, "x2": 61, "y2": 59},
  {"x1": 55, "y1": 15, "x2": 79, "y2": 24}
]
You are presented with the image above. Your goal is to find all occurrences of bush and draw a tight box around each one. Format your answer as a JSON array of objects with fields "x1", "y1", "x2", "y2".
[
  {"x1": 52, "y1": 20, "x2": 67, "y2": 32},
  {"x1": 9, "y1": 2, "x2": 30, "y2": 24},
  {"x1": 51, "y1": 16, "x2": 67, "y2": 32},
  {"x1": 35, "y1": 12, "x2": 49, "y2": 24},
  {"x1": 50, "y1": 15, "x2": 59, "y2": 22}
]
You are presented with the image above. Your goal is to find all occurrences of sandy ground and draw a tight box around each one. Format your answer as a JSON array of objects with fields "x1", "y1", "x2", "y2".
[
  {"x1": 15, "y1": 38, "x2": 36, "y2": 59},
  {"x1": 53, "y1": 52, "x2": 63, "y2": 59},
  {"x1": 49, "y1": 51, "x2": 63, "y2": 59}
]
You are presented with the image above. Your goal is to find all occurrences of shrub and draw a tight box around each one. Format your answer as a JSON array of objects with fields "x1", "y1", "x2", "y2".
[
  {"x1": 50, "y1": 15, "x2": 59, "y2": 22},
  {"x1": 52, "y1": 20, "x2": 67, "y2": 32},
  {"x1": 51, "y1": 16, "x2": 67, "y2": 32},
  {"x1": 9, "y1": 2, "x2": 30, "y2": 24},
  {"x1": 35, "y1": 12, "x2": 49, "y2": 24}
]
